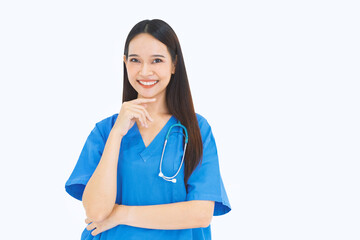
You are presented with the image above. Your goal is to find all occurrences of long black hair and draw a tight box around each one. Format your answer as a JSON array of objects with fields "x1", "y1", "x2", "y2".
[{"x1": 122, "y1": 19, "x2": 203, "y2": 187}]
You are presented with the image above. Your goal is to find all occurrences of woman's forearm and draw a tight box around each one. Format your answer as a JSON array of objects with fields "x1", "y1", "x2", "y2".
[
  {"x1": 116, "y1": 200, "x2": 214, "y2": 230},
  {"x1": 82, "y1": 129, "x2": 123, "y2": 222}
]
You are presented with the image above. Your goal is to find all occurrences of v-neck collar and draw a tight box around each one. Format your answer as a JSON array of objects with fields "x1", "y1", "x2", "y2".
[{"x1": 134, "y1": 115, "x2": 176, "y2": 162}]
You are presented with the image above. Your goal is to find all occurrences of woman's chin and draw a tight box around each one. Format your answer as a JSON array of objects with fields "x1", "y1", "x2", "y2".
[
  {"x1": 137, "y1": 90, "x2": 165, "y2": 99},
  {"x1": 138, "y1": 92, "x2": 155, "y2": 98}
]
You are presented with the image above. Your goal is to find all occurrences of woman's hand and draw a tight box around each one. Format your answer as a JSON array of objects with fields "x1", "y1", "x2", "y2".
[
  {"x1": 85, "y1": 204, "x2": 128, "y2": 236},
  {"x1": 112, "y1": 98, "x2": 156, "y2": 137}
]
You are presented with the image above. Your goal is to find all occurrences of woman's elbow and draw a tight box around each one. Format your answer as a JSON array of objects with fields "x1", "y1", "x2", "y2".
[
  {"x1": 86, "y1": 211, "x2": 109, "y2": 222},
  {"x1": 83, "y1": 202, "x2": 114, "y2": 222}
]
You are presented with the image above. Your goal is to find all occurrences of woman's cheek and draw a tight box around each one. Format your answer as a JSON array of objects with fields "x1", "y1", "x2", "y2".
[{"x1": 127, "y1": 64, "x2": 139, "y2": 76}]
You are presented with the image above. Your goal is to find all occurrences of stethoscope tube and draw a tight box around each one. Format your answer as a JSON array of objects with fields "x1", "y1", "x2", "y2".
[{"x1": 158, "y1": 121, "x2": 188, "y2": 183}]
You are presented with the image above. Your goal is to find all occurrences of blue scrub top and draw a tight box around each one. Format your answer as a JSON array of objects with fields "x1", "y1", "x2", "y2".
[{"x1": 65, "y1": 113, "x2": 231, "y2": 240}]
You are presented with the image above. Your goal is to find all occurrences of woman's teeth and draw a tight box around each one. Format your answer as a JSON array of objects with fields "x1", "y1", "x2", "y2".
[{"x1": 138, "y1": 80, "x2": 159, "y2": 86}]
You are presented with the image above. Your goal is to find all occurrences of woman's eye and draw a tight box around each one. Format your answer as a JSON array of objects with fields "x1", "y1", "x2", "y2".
[
  {"x1": 130, "y1": 58, "x2": 139, "y2": 63},
  {"x1": 153, "y1": 58, "x2": 163, "y2": 63}
]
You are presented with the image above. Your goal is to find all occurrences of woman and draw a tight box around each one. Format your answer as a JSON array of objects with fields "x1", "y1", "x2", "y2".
[{"x1": 65, "y1": 19, "x2": 231, "y2": 240}]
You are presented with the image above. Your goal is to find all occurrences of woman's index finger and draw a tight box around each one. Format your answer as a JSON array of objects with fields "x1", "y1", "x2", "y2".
[{"x1": 134, "y1": 98, "x2": 156, "y2": 104}]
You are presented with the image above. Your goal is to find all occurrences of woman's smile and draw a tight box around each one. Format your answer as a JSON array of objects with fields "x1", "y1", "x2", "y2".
[{"x1": 137, "y1": 79, "x2": 159, "y2": 88}]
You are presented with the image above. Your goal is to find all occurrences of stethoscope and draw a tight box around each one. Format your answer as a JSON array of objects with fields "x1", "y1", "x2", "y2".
[{"x1": 158, "y1": 120, "x2": 188, "y2": 183}]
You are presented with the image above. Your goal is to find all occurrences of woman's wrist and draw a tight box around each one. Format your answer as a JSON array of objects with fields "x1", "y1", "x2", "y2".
[
  {"x1": 115, "y1": 204, "x2": 130, "y2": 225},
  {"x1": 110, "y1": 127, "x2": 125, "y2": 138}
]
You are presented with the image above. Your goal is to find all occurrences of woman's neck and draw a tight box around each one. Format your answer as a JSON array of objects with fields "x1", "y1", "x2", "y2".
[{"x1": 137, "y1": 93, "x2": 170, "y2": 117}]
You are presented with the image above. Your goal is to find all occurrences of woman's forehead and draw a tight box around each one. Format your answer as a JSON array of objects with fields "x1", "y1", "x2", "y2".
[{"x1": 128, "y1": 33, "x2": 170, "y2": 57}]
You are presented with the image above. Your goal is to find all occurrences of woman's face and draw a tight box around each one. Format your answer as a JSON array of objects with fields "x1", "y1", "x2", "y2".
[{"x1": 124, "y1": 33, "x2": 176, "y2": 99}]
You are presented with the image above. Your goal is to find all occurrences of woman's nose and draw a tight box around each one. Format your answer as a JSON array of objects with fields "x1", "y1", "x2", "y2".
[{"x1": 139, "y1": 63, "x2": 153, "y2": 76}]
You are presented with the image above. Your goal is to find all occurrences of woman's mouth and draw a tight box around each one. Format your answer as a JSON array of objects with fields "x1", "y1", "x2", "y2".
[{"x1": 137, "y1": 80, "x2": 159, "y2": 88}]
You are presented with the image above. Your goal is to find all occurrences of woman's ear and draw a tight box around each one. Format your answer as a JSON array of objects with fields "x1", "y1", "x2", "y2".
[
  {"x1": 172, "y1": 55, "x2": 177, "y2": 74},
  {"x1": 123, "y1": 55, "x2": 127, "y2": 65}
]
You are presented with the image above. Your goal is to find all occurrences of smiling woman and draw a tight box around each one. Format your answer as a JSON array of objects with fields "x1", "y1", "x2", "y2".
[
  {"x1": 124, "y1": 33, "x2": 174, "y2": 94},
  {"x1": 65, "y1": 19, "x2": 231, "y2": 240}
]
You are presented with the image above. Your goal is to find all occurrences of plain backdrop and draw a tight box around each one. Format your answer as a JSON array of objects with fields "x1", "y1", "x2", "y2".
[{"x1": 0, "y1": 0, "x2": 359, "y2": 239}]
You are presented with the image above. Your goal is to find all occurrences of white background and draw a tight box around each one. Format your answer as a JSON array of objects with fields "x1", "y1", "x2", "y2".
[{"x1": 1, "y1": 0, "x2": 359, "y2": 239}]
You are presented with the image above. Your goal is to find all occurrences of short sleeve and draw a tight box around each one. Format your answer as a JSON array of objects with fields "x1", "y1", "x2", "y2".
[
  {"x1": 186, "y1": 118, "x2": 231, "y2": 216},
  {"x1": 65, "y1": 123, "x2": 106, "y2": 201}
]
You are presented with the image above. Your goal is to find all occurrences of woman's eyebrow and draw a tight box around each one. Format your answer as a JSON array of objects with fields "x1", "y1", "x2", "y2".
[
  {"x1": 128, "y1": 54, "x2": 165, "y2": 58},
  {"x1": 151, "y1": 54, "x2": 165, "y2": 58}
]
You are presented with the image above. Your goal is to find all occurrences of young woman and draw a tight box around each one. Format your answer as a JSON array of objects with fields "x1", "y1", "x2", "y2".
[{"x1": 65, "y1": 19, "x2": 231, "y2": 240}]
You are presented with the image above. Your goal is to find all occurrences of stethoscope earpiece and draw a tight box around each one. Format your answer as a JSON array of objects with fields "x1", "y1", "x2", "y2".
[{"x1": 158, "y1": 171, "x2": 178, "y2": 183}]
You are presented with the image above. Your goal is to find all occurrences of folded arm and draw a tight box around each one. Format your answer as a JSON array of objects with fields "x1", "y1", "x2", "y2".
[{"x1": 116, "y1": 200, "x2": 214, "y2": 230}]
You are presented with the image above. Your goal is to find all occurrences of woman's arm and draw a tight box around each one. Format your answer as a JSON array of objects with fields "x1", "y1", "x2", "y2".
[
  {"x1": 85, "y1": 200, "x2": 214, "y2": 236},
  {"x1": 82, "y1": 129, "x2": 123, "y2": 222},
  {"x1": 117, "y1": 200, "x2": 215, "y2": 229},
  {"x1": 82, "y1": 98, "x2": 155, "y2": 222}
]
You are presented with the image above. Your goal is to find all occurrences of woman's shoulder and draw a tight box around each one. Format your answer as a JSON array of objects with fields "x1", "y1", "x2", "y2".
[
  {"x1": 195, "y1": 112, "x2": 212, "y2": 130},
  {"x1": 95, "y1": 112, "x2": 118, "y2": 127},
  {"x1": 92, "y1": 113, "x2": 119, "y2": 140},
  {"x1": 195, "y1": 112, "x2": 217, "y2": 145}
]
